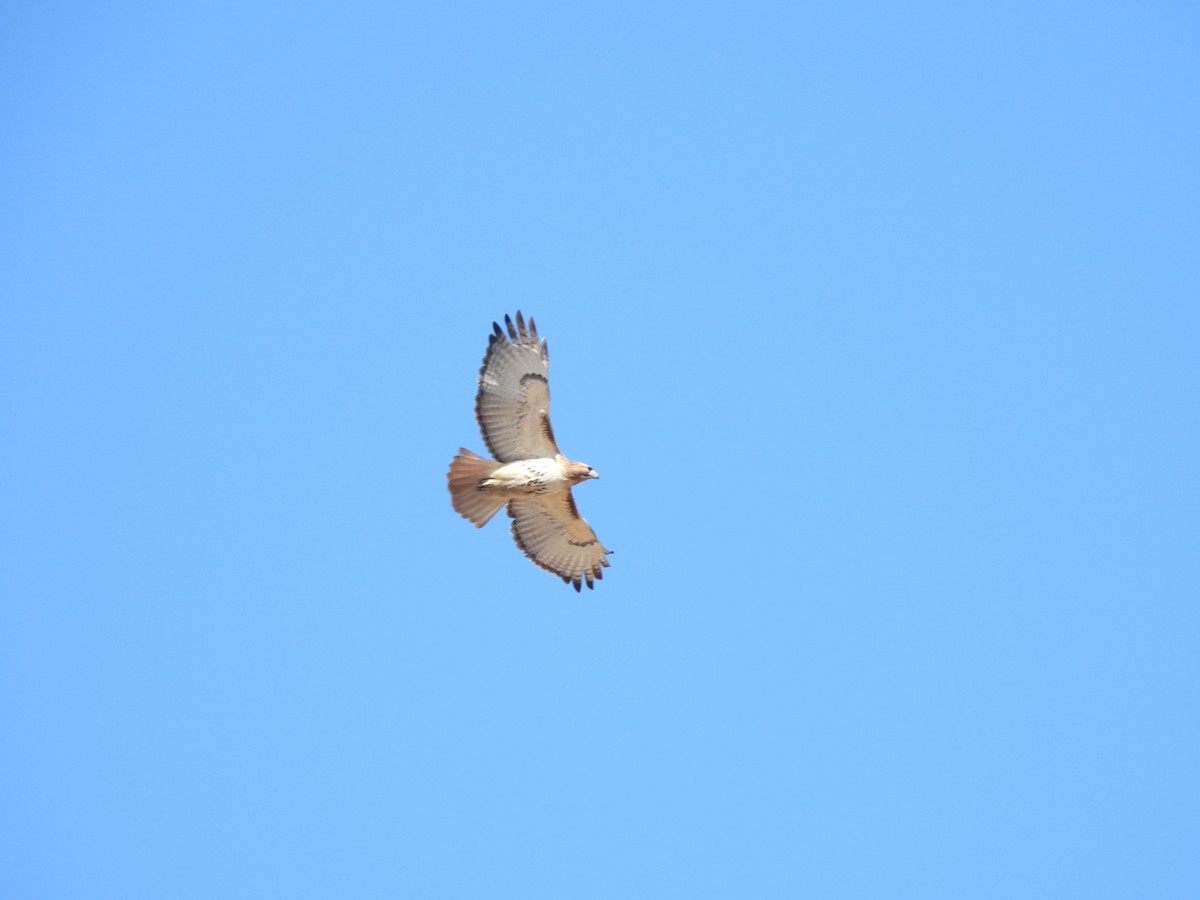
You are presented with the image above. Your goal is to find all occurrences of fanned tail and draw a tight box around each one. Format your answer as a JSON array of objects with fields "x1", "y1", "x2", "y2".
[{"x1": 447, "y1": 448, "x2": 506, "y2": 527}]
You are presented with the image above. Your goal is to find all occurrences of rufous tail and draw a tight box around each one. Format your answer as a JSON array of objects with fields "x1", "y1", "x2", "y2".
[{"x1": 447, "y1": 448, "x2": 506, "y2": 527}]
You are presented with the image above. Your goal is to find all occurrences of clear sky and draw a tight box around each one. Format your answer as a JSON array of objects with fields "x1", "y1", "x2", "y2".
[{"x1": 2, "y1": 3, "x2": 1198, "y2": 898}]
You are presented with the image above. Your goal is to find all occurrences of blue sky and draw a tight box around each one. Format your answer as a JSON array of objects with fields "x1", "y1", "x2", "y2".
[{"x1": 2, "y1": 3, "x2": 1198, "y2": 897}]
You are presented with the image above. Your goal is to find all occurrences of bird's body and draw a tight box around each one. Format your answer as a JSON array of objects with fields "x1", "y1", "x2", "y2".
[
  {"x1": 447, "y1": 312, "x2": 610, "y2": 591},
  {"x1": 483, "y1": 457, "x2": 582, "y2": 495}
]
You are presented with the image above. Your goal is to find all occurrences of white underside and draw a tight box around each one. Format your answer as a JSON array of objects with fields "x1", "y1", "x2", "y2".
[{"x1": 481, "y1": 458, "x2": 567, "y2": 496}]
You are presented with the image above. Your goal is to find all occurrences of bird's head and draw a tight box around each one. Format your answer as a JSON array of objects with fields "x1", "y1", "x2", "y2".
[{"x1": 565, "y1": 460, "x2": 599, "y2": 484}]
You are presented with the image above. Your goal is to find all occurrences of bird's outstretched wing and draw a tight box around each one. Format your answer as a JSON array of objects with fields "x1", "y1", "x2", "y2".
[
  {"x1": 507, "y1": 492, "x2": 611, "y2": 591},
  {"x1": 475, "y1": 312, "x2": 557, "y2": 462}
]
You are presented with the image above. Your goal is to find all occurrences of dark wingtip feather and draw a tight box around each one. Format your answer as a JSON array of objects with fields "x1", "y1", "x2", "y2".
[
  {"x1": 492, "y1": 321, "x2": 503, "y2": 338},
  {"x1": 505, "y1": 314, "x2": 518, "y2": 341}
]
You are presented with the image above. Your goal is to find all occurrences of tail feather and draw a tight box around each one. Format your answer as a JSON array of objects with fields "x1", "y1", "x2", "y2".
[{"x1": 447, "y1": 448, "x2": 506, "y2": 527}]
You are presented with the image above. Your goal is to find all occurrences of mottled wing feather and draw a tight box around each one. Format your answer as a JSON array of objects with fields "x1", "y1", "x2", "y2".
[
  {"x1": 508, "y1": 493, "x2": 612, "y2": 592},
  {"x1": 475, "y1": 312, "x2": 558, "y2": 463}
]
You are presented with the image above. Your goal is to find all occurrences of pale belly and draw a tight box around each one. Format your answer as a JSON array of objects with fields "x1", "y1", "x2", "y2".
[{"x1": 481, "y1": 458, "x2": 567, "y2": 496}]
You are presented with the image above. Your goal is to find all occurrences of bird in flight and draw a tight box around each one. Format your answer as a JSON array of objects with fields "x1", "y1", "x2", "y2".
[{"x1": 447, "y1": 312, "x2": 611, "y2": 591}]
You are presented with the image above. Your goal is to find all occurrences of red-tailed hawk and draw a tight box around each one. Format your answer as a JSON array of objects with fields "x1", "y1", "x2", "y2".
[{"x1": 447, "y1": 312, "x2": 611, "y2": 591}]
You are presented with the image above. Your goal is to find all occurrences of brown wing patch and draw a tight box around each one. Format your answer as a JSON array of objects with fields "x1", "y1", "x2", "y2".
[{"x1": 537, "y1": 409, "x2": 560, "y2": 454}]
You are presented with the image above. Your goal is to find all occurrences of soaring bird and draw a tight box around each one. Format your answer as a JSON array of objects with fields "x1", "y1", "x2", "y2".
[{"x1": 447, "y1": 312, "x2": 611, "y2": 591}]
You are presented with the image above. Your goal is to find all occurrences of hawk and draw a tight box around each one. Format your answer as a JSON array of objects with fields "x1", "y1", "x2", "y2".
[{"x1": 447, "y1": 312, "x2": 611, "y2": 591}]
